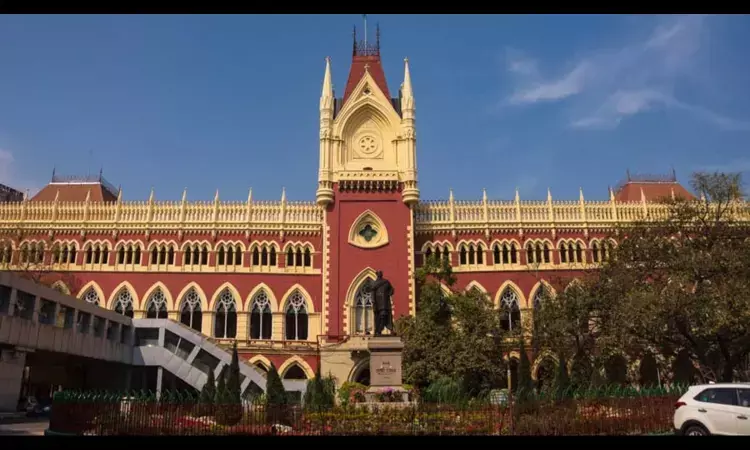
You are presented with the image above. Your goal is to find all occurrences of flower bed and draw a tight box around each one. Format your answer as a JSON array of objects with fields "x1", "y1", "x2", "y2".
[{"x1": 48, "y1": 390, "x2": 680, "y2": 436}]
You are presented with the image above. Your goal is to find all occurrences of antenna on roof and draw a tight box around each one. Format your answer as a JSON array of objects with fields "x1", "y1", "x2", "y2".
[
  {"x1": 352, "y1": 25, "x2": 357, "y2": 55},
  {"x1": 671, "y1": 166, "x2": 677, "y2": 182},
  {"x1": 99, "y1": 167, "x2": 103, "y2": 181},
  {"x1": 51, "y1": 167, "x2": 56, "y2": 181},
  {"x1": 626, "y1": 169, "x2": 631, "y2": 182},
  {"x1": 376, "y1": 22, "x2": 380, "y2": 51},
  {"x1": 363, "y1": 14, "x2": 368, "y2": 48}
]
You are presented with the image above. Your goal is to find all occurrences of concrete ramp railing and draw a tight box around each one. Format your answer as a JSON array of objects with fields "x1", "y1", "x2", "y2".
[{"x1": 131, "y1": 319, "x2": 307, "y2": 398}]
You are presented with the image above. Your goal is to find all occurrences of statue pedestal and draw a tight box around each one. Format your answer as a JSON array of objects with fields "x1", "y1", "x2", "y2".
[{"x1": 365, "y1": 336, "x2": 409, "y2": 403}]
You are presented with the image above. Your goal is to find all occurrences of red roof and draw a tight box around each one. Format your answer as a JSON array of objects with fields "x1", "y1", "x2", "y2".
[
  {"x1": 614, "y1": 181, "x2": 694, "y2": 203},
  {"x1": 31, "y1": 182, "x2": 118, "y2": 203},
  {"x1": 342, "y1": 32, "x2": 391, "y2": 105}
]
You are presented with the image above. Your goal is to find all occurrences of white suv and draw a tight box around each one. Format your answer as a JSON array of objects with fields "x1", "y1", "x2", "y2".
[{"x1": 674, "y1": 383, "x2": 750, "y2": 435}]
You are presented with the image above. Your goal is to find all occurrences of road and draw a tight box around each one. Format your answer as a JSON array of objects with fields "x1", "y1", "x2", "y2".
[{"x1": 0, "y1": 418, "x2": 49, "y2": 436}]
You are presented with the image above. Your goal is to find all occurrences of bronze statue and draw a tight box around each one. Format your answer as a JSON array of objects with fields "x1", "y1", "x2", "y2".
[{"x1": 363, "y1": 270, "x2": 394, "y2": 336}]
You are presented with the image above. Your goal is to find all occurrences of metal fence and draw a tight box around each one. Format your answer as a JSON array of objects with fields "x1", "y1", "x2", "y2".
[{"x1": 48, "y1": 385, "x2": 686, "y2": 436}]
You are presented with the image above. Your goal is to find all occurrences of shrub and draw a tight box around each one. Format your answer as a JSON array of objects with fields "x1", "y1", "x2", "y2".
[
  {"x1": 196, "y1": 370, "x2": 216, "y2": 417},
  {"x1": 337, "y1": 381, "x2": 367, "y2": 406},
  {"x1": 215, "y1": 343, "x2": 243, "y2": 426},
  {"x1": 422, "y1": 377, "x2": 467, "y2": 404},
  {"x1": 304, "y1": 370, "x2": 335, "y2": 411}
]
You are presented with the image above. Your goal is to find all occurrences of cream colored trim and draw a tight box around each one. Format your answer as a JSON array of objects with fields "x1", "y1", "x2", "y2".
[
  {"x1": 528, "y1": 279, "x2": 557, "y2": 308},
  {"x1": 531, "y1": 351, "x2": 559, "y2": 381},
  {"x1": 50, "y1": 280, "x2": 71, "y2": 295},
  {"x1": 209, "y1": 282, "x2": 242, "y2": 311},
  {"x1": 464, "y1": 280, "x2": 488, "y2": 294},
  {"x1": 180, "y1": 240, "x2": 213, "y2": 252},
  {"x1": 279, "y1": 284, "x2": 315, "y2": 314},
  {"x1": 76, "y1": 280, "x2": 106, "y2": 305},
  {"x1": 248, "y1": 355, "x2": 272, "y2": 371},
  {"x1": 141, "y1": 282, "x2": 174, "y2": 310},
  {"x1": 494, "y1": 280, "x2": 526, "y2": 309},
  {"x1": 175, "y1": 282, "x2": 210, "y2": 312},
  {"x1": 347, "y1": 210, "x2": 390, "y2": 249},
  {"x1": 106, "y1": 281, "x2": 140, "y2": 310},
  {"x1": 278, "y1": 355, "x2": 315, "y2": 379},
  {"x1": 343, "y1": 267, "x2": 377, "y2": 335},
  {"x1": 246, "y1": 283, "x2": 279, "y2": 313}
]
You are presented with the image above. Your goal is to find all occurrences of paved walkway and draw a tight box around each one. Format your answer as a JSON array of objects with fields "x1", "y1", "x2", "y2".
[{"x1": 0, "y1": 418, "x2": 49, "y2": 436}]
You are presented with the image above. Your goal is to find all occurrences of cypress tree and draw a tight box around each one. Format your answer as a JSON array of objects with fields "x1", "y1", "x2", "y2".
[
  {"x1": 554, "y1": 353, "x2": 570, "y2": 402},
  {"x1": 215, "y1": 368, "x2": 227, "y2": 404},
  {"x1": 200, "y1": 369, "x2": 216, "y2": 404},
  {"x1": 226, "y1": 342, "x2": 242, "y2": 404},
  {"x1": 198, "y1": 369, "x2": 216, "y2": 416},
  {"x1": 517, "y1": 338, "x2": 533, "y2": 395},
  {"x1": 216, "y1": 343, "x2": 243, "y2": 425},
  {"x1": 265, "y1": 362, "x2": 289, "y2": 426},
  {"x1": 265, "y1": 362, "x2": 287, "y2": 406}
]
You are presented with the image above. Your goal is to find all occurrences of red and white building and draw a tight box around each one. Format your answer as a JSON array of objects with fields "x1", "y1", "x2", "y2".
[{"x1": 0, "y1": 30, "x2": 695, "y2": 387}]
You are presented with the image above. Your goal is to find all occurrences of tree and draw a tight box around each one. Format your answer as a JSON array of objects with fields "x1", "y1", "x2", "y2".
[
  {"x1": 265, "y1": 363, "x2": 287, "y2": 406},
  {"x1": 553, "y1": 353, "x2": 570, "y2": 402},
  {"x1": 397, "y1": 255, "x2": 505, "y2": 397},
  {"x1": 215, "y1": 342, "x2": 243, "y2": 426},
  {"x1": 265, "y1": 362, "x2": 289, "y2": 425},
  {"x1": 226, "y1": 342, "x2": 242, "y2": 404},
  {"x1": 596, "y1": 172, "x2": 750, "y2": 382},
  {"x1": 197, "y1": 369, "x2": 216, "y2": 417},
  {"x1": 533, "y1": 276, "x2": 609, "y2": 383},
  {"x1": 215, "y1": 368, "x2": 226, "y2": 403},
  {"x1": 516, "y1": 338, "x2": 533, "y2": 396},
  {"x1": 303, "y1": 369, "x2": 334, "y2": 410},
  {"x1": 200, "y1": 369, "x2": 216, "y2": 403}
]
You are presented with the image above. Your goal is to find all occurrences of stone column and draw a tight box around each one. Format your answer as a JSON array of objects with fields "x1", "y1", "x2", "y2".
[{"x1": 365, "y1": 337, "x2": 409, "y2": 402}]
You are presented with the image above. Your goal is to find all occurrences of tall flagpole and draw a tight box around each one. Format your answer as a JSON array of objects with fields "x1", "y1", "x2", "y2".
[{"x1": 363, "y1": 14, "x2": 367, "y2": 47}]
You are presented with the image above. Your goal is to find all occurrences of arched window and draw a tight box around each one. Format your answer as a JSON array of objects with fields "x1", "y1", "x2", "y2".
[
  {"x1": 285, "y1": 291, "x2": 308, "y2": 341},
  {"x1": 283, "y1": 364, "x2": 308, "y2": 380},
  {"x1": 146, "y1": 289, "x2": 169, "y2": 319},
  {"x1": 499, "y1": 288, "x2": 521, "y2": 332},
  {"x1": 353, "y1": 278, "x2": 374, "y2": 335},
  {"x1": 82, "y1": 288, "x2": 100, "y2": 306},
  {"x1": 249, "y1": 290, "x2": 272, "y2": 340},
  {"x1": 180, "y1": 288, "x2": 202, "y2": 332},
  {"x1": 113, "y1": 289, "x2": 134, "y2": 318},
  {"x1": 214, "y1": 289, "x2": 237, "y2": 339}
]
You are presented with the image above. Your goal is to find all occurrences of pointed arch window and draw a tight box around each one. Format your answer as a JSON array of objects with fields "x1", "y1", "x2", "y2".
[
  {"x1": 146, "y1": 289, "x2": 168, "y2": 319},
  {"x1": 82, "y1": 288, "x2": 100, "y2": 306},
  {"x1": 249, "y1": 290, "x2": 272, "y2": 340},
  {"x1": 283, "y1": 364, "x2": 308, "y2": 380},
  {"x1": 113, "y1": 289, "x2": 135, "y2": 318},
  {"x1": 353, "y1": 278, "x2": 374, "y2": 335},
  {"x1": 180, "y1": 288, "x2": 203, "y2": 332},
  {"x1": 499, "y1": 288, "x2": 521, "y2": 332},
  {"x1": 285, "y1": 291, "x2": 308, "y2": 341},
  {"x1": 214, "y1": 289, "x2": 237, "y2": 339}
]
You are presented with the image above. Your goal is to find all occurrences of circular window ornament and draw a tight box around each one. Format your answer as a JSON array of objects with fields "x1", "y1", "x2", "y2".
[
  {"x1": 358, "y1": 135, "x2": 379, "y2": 155},
  {"x1": 348, "y1": 210, "x2": 390, "y2": 249}
]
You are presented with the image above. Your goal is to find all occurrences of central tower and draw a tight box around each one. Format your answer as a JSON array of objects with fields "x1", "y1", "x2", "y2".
[
  {"x1": 319, "y1": 24, "x2": 418, "y2": 344},
  {"x1": 316, "y1": 25, "x2": 419, "y2": 207}
]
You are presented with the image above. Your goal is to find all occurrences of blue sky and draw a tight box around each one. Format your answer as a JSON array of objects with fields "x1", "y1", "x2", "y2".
[{"x1": 1, "y1": 14, "x2": 749, "y2": 202}]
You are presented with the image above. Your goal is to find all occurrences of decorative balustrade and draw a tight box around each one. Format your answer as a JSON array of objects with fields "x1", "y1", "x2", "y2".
[
  {"x1": 3, "y1": 192, "x2": 750, "y2": 236},
  {"x1": 414, "y1": 193, "x2": 750, "y2": 232},
  {"x1": 0, "y1": 198, "x2": 324, "y2": 234}
]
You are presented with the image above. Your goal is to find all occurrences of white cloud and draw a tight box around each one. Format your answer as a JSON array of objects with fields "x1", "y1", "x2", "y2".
[
  {"x1": 505, "y1": 15, "x2": 750, "y2": 131},
  {"x1": 509, "y1": 61, "x2": 591, "y2": 104}
]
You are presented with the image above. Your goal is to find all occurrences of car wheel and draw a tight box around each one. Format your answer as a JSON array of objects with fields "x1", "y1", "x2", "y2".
[{"x1": 684, "y1": 424, "x2": 709, "y2": 436}]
